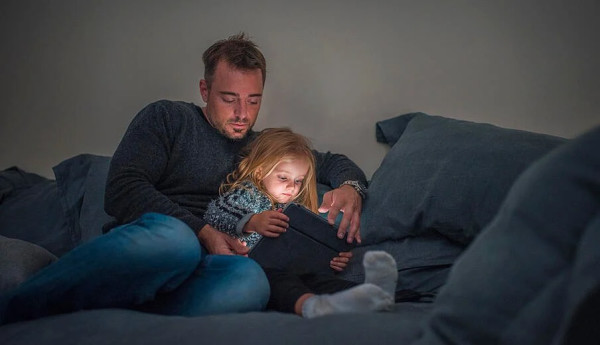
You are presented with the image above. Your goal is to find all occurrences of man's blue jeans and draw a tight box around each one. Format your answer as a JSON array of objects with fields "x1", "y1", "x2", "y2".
[{"x1": 1, "y1": 213, "x2": 270, "y2": 324}]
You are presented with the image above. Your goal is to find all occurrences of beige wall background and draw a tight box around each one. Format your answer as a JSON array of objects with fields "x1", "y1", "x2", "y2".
[{"x1": 1, "y1": 0, "x2": 599, "y2": 179}]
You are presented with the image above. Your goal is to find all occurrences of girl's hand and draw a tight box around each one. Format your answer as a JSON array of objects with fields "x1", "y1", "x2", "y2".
[
  {"x1": 330, "y1": 251, "x2": 353, "y2": 272},
  {"x1": 244, "y1": 210, "x2": 289, "y2": 237}
]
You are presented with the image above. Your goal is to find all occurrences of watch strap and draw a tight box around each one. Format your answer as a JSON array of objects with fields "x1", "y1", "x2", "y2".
[{"x1": 340, "y1": 180, "x2": 367, "y2": 199}]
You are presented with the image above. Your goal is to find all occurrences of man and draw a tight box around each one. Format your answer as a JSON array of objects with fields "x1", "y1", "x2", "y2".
[
  {"x1": 105, "y1": 33, "x2": 366, "y2": 251},
  {"x1": 0, "y1": 33, "x2": 368, "y2": 324}
]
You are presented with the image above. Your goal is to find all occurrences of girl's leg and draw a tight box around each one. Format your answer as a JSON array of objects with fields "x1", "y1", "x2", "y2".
[
  {"x1": 300, "y1": 251, "x2": 398, "y2": 318},
  {"x1": 263, "y1": 268, "x2": 357, "y2": 314},
  {"x1": 264, "y1": 251, "x2": 398, "y2": 318}
]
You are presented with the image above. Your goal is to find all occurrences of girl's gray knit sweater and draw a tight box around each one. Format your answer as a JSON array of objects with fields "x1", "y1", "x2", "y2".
[{"x1": 204, "y1": 181, "x2": 275, "y2": 249}]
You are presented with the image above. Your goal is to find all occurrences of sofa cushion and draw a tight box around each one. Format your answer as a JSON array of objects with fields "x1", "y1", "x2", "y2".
[
  {"x1": 0, "y1": 303, "x2": 432, "y2": 345},
  {"x1": 361, "y1": 112, "x2": 566, "y2": 245}
]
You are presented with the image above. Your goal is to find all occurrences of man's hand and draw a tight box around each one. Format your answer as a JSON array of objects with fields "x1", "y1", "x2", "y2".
[
  {"x1": 330, "y1": 251, "x2": 353, "y2": 272},
  {"x1": 244, "y1": 210, "x2": 289, "y2": 237},
  {"x1": 318, "y1": 185, "x2": 362, "y2": 244},
  {"x1": 197, "y1": 224, "x2": 249, "y2": 256}
]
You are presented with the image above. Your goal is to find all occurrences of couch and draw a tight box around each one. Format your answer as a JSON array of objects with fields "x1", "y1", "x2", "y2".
[{"x1": 1, "y1": 112, "x2": 598, "y2": 345}]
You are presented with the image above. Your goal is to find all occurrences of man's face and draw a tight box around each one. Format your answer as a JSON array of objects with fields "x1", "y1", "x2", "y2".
[{"x1": 200, "y1": 60, "x2": 263, "y2": 140}]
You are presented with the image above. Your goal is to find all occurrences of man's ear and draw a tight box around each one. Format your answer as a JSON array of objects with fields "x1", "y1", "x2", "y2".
[{"x1": 199, "y1": 79, "x2": 209, "y2": 102}]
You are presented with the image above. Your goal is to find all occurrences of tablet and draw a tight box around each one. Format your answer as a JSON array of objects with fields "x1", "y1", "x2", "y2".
[{"x1": 249, "y1": 203, "x2": 355, "y2": 274}]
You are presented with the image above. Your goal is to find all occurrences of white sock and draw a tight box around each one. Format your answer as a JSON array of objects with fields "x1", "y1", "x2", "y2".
[
  {"x1": 301, "y1": 283, "x2": 394, "y2": 318},
  {"x1": 363, "y1": 251, "x2": 398, "y2": 297}
]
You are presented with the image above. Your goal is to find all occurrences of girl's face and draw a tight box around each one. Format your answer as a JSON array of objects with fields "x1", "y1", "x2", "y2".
[{"x1": 262, "y1": 158, "x2": 309, "y2": 204}]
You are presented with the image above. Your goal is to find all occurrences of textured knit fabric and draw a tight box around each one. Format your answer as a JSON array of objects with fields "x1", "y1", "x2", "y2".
[
  {"x1": 204, "y1": 181, "x2": 271, "y2": 248},
  {"x1": 104, "y1": 100, "x2": 367, "y2": 234}
]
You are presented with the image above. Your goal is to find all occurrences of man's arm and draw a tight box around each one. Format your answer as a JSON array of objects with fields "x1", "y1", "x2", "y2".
[
  {"x1": 196, "y1": 224, "x2": 249, "y2": 256},
  {"x1": 313, "y1": 150, "x2": 368, "y2": 243},
  {"x1": 104, "y1": 101, "x2": 249, "y2": 255},
  {"x1": 104, "y1": 102, "x2": 206, "y2": 231}
]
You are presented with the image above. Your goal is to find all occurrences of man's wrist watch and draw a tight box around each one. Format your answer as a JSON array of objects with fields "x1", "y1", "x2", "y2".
[{"x1": 340, "y1": 180, "x2": 368, "y2": 199}]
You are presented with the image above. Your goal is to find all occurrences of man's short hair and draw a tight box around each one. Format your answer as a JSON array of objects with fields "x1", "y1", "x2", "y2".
[{"x1": 202, "y1": 33, "x2": 267, "y2": 88}]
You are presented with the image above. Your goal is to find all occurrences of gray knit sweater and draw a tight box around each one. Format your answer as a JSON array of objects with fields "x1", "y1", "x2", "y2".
[
  {"x1": 104, "y1": 100, "x2": 367, "y2": 234},
  {"x1": 204, "y1": 181, "x2": 275, "y2": 248}
]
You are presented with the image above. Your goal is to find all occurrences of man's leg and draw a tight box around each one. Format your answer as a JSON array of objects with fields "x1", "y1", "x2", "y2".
[
  {"x1": 138, "y1": 254, "x2": 270, "y2": 316},
  {"x1": 1, "y1": 213, "x2": 201, "y2": 324}
]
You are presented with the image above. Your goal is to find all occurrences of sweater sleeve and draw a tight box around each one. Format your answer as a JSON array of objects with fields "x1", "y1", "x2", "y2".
[
  {"x1": 313, "y1": 150, "x2": 368, "y2": 188},
  {"x1": 235, "y1": 214, "x2": 255, "y2": 236},
  {"x1": 104, "y1": 101, "x2": 206, "y2": 233},
  {"x1": 203, "y1": 183, "x2": 272, "y2": 238}
]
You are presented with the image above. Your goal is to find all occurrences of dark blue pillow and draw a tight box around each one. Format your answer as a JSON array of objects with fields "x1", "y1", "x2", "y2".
[
  {"x1": 417, "y1": 125, "x2": 600, "y2": 344},
  {"x1": 0, "y1": 167, "x2": 73, "y2": 256},
  {"x1": 53, "y1": 154, "x2": 114, "y2": 246},
  {"x1": 361, "y1": 113, "x2": 567, "y2": 245}
]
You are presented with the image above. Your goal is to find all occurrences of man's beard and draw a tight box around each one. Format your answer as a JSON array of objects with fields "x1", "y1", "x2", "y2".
[
  {"x1": 224, "y1": 129, "x2": 246, "y2": 141},
  {"x1": 204, "y1": 108, "x2": 251, "y2": 141},
  {"x1": 223, "y1": 120, "x2": 251, "y2": 141}
]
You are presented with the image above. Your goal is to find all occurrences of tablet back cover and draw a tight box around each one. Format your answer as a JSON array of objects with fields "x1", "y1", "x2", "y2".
[{"x1": 249, "y1": 203, "x2": 354, "y2": 274}]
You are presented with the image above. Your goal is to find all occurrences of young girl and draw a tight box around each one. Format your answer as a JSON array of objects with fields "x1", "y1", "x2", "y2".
[{"x1": 204, "y1": 128, "x2": 398, "y2": 318}]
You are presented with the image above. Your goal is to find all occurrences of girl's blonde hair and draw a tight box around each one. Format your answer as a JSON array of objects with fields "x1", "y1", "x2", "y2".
[{"x1": 222, "y1": 127, "x2": 318, "y2": 212}]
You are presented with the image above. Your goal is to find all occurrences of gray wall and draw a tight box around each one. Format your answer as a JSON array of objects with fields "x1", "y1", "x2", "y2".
[{"x1": 1, "y1": 0, "x2": 599, "y2": 178}]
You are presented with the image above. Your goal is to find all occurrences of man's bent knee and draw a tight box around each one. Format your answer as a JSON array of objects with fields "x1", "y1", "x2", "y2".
[
  {"x1": 229, "y1": 258, "x2": 270, "y2": 311},
  {"x1": 198, "y1": 255, "x2": 270, "y2": 313},
  {"x1": 108, "y1": 213, "x2": 201, "y2": 271}
]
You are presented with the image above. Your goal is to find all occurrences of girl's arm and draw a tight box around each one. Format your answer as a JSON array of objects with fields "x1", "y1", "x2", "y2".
[
  {"x1": 243, "y1": 210, "x2": 289, "y2": 237},
  {"x1": 204, "y1": 185, "x2": 268, "y2": 235}
]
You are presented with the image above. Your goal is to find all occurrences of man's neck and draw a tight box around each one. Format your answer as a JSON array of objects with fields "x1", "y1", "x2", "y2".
[{"x1": 200, "y1": 106, "x2": 214, "y2": 128}]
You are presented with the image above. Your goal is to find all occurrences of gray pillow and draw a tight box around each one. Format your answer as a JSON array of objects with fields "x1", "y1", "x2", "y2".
[
  {"x1": 361, "y1": 112, "x2": 566, "y2": 245},
  {"x1": 0, "y1": 235, "x2": 57, "y2": 293}
]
